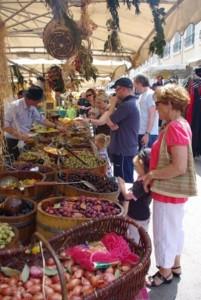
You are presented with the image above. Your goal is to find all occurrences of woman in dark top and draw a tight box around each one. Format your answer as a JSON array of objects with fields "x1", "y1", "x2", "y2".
[{"x1": 88, "y1": 93, "x2": 110, "y2": 135}]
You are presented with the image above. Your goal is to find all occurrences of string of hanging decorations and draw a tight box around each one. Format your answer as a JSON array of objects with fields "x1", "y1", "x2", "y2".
[
  {"x1": 44, "y1": 0, "x2": 166, "y2": 81},
  {"x1": 106, "y1": 0, "x2": 166, "y2": 56},
  {"x1": 44, "y1": 0, "x2": 98, "y2": 82}
]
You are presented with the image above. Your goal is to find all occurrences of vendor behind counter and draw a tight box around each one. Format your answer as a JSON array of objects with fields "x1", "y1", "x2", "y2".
[{"x1": 3, "y1": 85, "x2": 63, "y2": 161}]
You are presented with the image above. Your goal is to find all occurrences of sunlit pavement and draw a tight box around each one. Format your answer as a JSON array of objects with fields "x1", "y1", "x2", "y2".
[{"x1": 146, "y1": 159, "x2": 201, "y2": 300}]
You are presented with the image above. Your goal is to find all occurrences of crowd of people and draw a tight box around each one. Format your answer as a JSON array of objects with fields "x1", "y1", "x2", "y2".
[
  {"x1": 3, "y1": 75, "x2": 197, "y2": 289},
  {"x1": 76, "y1": 76, "x2": 197, "y2": 288}
]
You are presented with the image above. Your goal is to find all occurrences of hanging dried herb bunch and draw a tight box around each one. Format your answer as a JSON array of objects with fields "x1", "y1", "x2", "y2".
[
  {"x1": 104, "y1": 19, "x2": 123, "y2": 52},
  {"x1": 106, "y1": 0, "x2": 166, "y2": 56},
  {"x1": 45, "y1": 0, "x2": 69, "y2": 20},
  {"x1": 78, "y1": 0, "x2": 97, "y2": 39},
  {"x1": 148, "y1": 3, "x2": 166, "y2": 57},
  {"x1": 62, "y1": 61, "x2": 84, "y2": 90},
  {"x1": 106, "y1": 0, "x2": 120, "y2": 29},
  {"x1": 47, "y1": 65, "x2": 65, "y2": 93},
  {"x1": 74, "y1": 44, "x2": 98, "y2": 81}
]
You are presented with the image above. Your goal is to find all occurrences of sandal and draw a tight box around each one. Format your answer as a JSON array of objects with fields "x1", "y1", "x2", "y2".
[
  {"x1": 172, "y1": 266, "x2": 181, "y2": 277},
  {"x1": 146, "y1": 271, "x2": 173, "y2": 287},
  {"x1": 156, "y1": 265, "x2": 182, "y2": 277}
]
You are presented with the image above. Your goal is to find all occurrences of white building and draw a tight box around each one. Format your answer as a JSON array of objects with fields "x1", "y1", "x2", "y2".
[{"x1": 130, "y1": 20, "x2": 201, "y2": 80}]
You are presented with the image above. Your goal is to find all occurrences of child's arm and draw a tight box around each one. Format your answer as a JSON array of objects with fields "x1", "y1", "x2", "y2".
[{"x1": 117, "y1": 177, "x2": 136, "y2": 200}]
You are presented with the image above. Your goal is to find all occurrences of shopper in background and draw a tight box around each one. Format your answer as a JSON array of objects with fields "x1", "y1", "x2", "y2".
[
  {"x1": 107, "y1": 78, "x2": 139, "y2": 182},
  {"x1": 143, "y1": 84, "x2": 197, "y2": 287},
  {"x1": 90, "y1": 92, "x2": 111, "y2": 135},
  {"x1": 86, "y1": 88, "x2": 99, "y2": 119},
  {"x1": 152, "y1": 75, "x2": 164, "y2": 90},
  {"x1": 77, "y1": 92, "x2": 91, "y2": 116},
  {"x1": 94, "y1": 133, "x2": 112, "y2": 177},
  {"x1": 134, "y1": 74, "x2": 159, "y2": 150}
]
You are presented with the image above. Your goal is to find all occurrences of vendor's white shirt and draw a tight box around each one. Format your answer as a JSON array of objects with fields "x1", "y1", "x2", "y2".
[
  {"x1": 4, "y1": 98, "x2": 45, "y2": 139},
  {"x1": 138, "y1": 88, "x2": 159, "y2": 135}
]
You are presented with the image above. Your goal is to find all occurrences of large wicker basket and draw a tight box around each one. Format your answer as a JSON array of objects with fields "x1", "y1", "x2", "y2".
[
  {"x1": 50, "y1": 216, "x2": 152, "y2": 300},
  {"x1": 0, "y1": 217, "x2": 151, "y2": 300},
  {"x1": 43, "y1": 19, "x2": 78, "y2": 60}
]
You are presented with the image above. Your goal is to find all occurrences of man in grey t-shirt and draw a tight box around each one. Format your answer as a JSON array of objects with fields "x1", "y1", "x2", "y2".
[
  {"x1": 107, "y1": 78, "x2": 140, "y2": 182},
  {"x1": 134, "y1": 75, "x2": 159, "y2": 150}
]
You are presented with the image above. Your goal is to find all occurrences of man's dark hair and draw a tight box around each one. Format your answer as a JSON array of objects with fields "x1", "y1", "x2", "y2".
[
  {"x1": 134, "y1": 74, "x2": 150, "y2": 87},
  {"x1": 24, "y1": 85, "x2": 43, "y2": 101}
]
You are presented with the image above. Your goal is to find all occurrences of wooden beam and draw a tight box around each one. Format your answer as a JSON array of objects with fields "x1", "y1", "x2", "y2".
[
  {"x1": 4, "y1": 0, "x2": 36, "y2": 23},
  {"x1": 8, "y1": 28, "x2": 45, "y2": 35},
  {"x1": 7, "y1": 12, "x2": 50, "y2": 29},
  {"x1": 1, "y1": 5, "x2": 51, "y2": 23},
  {"x1": 8, "y1": 59, "x2": 42, "y2": 75},
  {"x1": 0, "y1": 9, "x2": 30, "y2": 30}
]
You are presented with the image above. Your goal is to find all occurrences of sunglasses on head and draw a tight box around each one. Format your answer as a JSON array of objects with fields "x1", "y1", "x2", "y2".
[{"x1": 155, "y1": 100, "x2": 163, "y2": 106}]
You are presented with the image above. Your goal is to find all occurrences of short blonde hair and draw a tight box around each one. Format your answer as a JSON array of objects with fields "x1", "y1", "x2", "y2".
[
  {"x1": 155, "y1": 84, "x2": 190, "y2": 113},
  {"x1": 96, "y1": 93, "x2": 108, "y2": 103},
  {"x1": 95, "y1": 134, "x2": 110, "y2": 149}
]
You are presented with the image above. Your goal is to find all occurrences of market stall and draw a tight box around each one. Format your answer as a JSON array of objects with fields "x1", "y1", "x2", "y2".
[{"x1": 2, "y1": 1, "x2": 197, "y2": 299}]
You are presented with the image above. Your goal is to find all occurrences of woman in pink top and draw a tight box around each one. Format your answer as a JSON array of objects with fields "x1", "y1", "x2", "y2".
[{"x1": 144, "y1": 84, "x2": 197, "y2": 287}]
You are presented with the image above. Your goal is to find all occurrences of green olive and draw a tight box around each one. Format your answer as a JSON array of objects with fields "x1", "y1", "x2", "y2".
[{"x1": 0, "y1": 223, "x2": 15, "y2": 248}]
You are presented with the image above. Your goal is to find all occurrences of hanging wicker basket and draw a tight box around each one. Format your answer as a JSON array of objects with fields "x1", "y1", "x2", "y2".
[{"x1": 43, "y1": 19, "x2": 77, "y2": 60}]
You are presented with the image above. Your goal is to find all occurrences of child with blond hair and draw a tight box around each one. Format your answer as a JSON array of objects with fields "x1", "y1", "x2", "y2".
[{"x1": 94, "y1": 133, "x2": 112, "y2": 177}]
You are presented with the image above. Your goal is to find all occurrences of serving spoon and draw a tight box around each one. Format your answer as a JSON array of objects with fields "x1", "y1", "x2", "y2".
[{"x1": 18, "y1": 180, "x2": 97, "y2": 192}]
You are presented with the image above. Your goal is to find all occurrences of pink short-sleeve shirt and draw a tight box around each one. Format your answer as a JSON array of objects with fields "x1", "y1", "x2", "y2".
[{"x1": 150, "y1": 120, "x2": 192, "y2": 204}]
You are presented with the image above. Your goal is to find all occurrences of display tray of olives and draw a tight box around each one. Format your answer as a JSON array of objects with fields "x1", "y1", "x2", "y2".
[
  {"x1": 42, "y1": 196, "x2": 123, "y2": 219},
  {"x1": 0, "y1": 197, "x2": 35, "y2": 217},
  {"x1": 62, "y1": 151, "x2": 106, "y2": 169},
  {"x1": 18, "y1": 151, "x2": 39, "y2": 162},
  {"x1": 59, "y1": 173, "x2": 119, "y2": 193}
]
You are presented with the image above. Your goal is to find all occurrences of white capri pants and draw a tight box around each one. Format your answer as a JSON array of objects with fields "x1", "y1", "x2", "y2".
[{"x1": 153, "y1": 200, "x2": 185, "y2": 269}]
